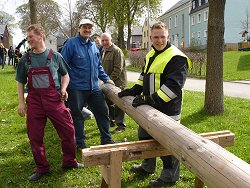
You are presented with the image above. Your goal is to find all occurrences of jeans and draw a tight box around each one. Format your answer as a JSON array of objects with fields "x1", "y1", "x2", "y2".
[{"x1": 67, "y1": 89, "x2": 112, "y2": 148}]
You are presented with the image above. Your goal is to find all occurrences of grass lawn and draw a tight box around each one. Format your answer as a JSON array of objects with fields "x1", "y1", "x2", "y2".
[
  {"x1": 0, "y1": 66, "x2": 250, "y2": 187},
  {"x1": 223, "y1": 51, "x2": 250, "y2": 81}
]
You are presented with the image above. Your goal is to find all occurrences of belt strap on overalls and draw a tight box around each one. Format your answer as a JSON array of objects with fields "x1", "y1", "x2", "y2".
[{"x1": 26, "y1": 48, "x2": 53, "y2": 67}]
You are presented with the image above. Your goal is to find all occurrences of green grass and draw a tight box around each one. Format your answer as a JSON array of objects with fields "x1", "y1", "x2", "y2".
[
  {"x1": 0, "y1": 66, "x2": 250, "y2": 187},
  {"x1": 223, "y1": 51, "x2": 250, "y2": 80},
  {"x1": 127, "y1": 51, "x2": 250, "y2": 81}
]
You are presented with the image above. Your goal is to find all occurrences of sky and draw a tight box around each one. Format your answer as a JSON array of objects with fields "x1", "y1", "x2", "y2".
[{"x1": 0, "y1": 0, "x2": 179, "y2": 46}]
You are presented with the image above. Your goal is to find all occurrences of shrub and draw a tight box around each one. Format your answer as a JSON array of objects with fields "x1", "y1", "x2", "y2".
[
  {"x1": 122, "y1": 49, "x2": 129, "y2": 59},
  {"x1": 184, "y1": 50, "x2": 207, "y2": 78},
  {"x1": 128, "y1": 50, "x2": 148, "y2": 68}
]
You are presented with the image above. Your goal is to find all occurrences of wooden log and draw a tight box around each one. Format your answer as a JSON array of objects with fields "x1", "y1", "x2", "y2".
[
  {"x1": 82, "y1": 131, "x2": 234, "y2": 167},
  {"x1": 100, "y1": 83, "x2": 250, "y2": 188}
]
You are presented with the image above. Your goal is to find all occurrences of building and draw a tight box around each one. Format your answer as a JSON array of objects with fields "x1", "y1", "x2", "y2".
[
  {"x1": 142, "y1": 18, "x2": 158, "y2": 49},
  {"x1": 159, "y1": 0, "x2": 191, "y2": 49},
  {"x1": 159, "y1": 0, "x2": 250, "y2": 49},
  {"x1": 45, "y1": 34, "x2": 58, "y2": 51},
  {"x1": 130, "y1": 26, "x2": 142, "y2": 51},
  {"x1": 0, "y1": 25, "x2": 13, "y2": 48}
]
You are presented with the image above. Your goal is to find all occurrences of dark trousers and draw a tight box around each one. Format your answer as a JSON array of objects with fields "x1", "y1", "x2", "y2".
[
  {"x1": 138, "y1": 126, "x2": 180, "y2": 182},
  {"x1": 67, "y1": 89, "x2": 113, "y2": 148},
  {"x1": 106, "y1": 99, "x2": 126, "y2": 127}
]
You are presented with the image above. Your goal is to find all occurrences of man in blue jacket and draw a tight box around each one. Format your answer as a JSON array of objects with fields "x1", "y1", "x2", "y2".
[{"x1": 61, "y1": 19, "x2": 115, "y2": 149}]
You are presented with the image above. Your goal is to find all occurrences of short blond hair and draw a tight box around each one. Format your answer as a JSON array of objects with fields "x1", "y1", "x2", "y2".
[
  {"x1": 151, "y1": 22, "x2": 168, "y2": 31},
  {"x1": 26, "y1": 24, "x2": 46, "y2": 41}
]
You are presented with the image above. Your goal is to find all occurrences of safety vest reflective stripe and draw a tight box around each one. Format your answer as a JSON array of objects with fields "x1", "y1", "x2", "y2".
[
  {"x1": 157, "y1": 89, "x2": 171, "y2": 103},
  {"x1": 149, "y1": 74, "x2": 155, "y2": 95},
  {"x1": 158, "y1": 84, "x2": 177, "y2": 100},
  {"x1": 136, "y1": 75, "x2": 144, "y2": 86}
]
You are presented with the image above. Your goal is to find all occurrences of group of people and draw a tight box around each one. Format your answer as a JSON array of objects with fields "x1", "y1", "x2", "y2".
[
  {"x1": 0, "y1": 43, "x2": 14, "y2": 69},
  {"x1": 16, "y1": 18, "x2": 190, "y2": 187}
]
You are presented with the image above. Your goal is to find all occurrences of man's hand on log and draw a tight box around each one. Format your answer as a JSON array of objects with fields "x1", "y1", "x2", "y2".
[
  {"x1": 132, "y1": 95, "x2": 148, "y2": 107},
  {"x1": 118, "y1": 89, "x2": 134, "y2": 97}
]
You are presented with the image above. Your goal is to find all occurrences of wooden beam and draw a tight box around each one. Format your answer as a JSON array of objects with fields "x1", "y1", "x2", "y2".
[
  {"x1": 82, "y1": 130, "x2": 234, "y2": 167},
  {"x1": 100, "y1": 83, "x2": 250, "y2": 188}
]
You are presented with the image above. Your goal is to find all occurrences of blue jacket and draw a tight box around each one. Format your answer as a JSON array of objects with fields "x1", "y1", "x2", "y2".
[{"x1": 61, "y1": 34, "x2": 110, "y2": 90}]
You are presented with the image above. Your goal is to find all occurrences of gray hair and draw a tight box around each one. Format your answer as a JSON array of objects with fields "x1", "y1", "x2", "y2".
[{"x1": 101, "y1": 33, "x2": 112, "y2": 40}]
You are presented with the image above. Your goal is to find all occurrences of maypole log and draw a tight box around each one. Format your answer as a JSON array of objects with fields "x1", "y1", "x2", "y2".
[{"x1": 101, "y1": 83, "x2": 250, "y2": 187}]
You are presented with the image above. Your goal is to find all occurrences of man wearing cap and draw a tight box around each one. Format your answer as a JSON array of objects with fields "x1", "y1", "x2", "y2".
[{"x1": 61, "y1": 19, "x2": 115, "y2": 149}]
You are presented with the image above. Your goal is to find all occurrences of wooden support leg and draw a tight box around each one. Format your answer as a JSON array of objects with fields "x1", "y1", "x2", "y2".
[
  {"x1": 194, "y1": 177, "x2": 204, "y2": 188},
  {"x1": 100, "y1": 150, "x2": 123, "y2": 188}
]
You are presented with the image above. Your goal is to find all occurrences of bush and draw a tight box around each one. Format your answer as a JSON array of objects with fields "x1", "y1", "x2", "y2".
[
  {"x1": 128, "y1": 50, "x2": 148, "y2": 68},
  {"x1": 122, "y1": 49, "x2": 129, "y2": 59},
  {"x1": 184, "y1": 50, "x2": 207, "y2": 78}
]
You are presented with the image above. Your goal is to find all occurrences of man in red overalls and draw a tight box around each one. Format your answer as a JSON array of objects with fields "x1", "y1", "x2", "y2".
[{"x1": 16, "y1": 24, "x2": 83, "y2": 181}]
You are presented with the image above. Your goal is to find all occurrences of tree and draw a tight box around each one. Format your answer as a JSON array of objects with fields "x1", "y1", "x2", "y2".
[
  {"x1": 16, "y1": 0, "x2": 61, "y2": 36},
  {"x1": 241, "y1": 8, "x2": 250, "y2": 40},
  {"x1": 57, "y1": 0, "x2": 83, "y2": 38},
  {"x1": 29, "y1": 0, "x2": 37, "y2": 24},
  {"x1": 125, "y1": 0, "x2": 161, "y2": 50},
  {"x1": 0, "y1": 11, "x2": 16, "y2": 33},
  {"x1": 204, "y1": 0, "x2": 226, "y2": 115},
  {"x1": 76, "y1": 0, "x2": 111, "y2": 33}
]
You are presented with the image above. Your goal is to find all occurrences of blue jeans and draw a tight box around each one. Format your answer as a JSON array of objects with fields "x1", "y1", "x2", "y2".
[{"x1": 67, "y1": 89, "x2": 112, "y2": 148}]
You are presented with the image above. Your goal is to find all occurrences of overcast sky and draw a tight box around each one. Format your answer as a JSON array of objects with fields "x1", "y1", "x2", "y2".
[{"x1": 0, "y1": 0, "x2": 179, "y2": 45}]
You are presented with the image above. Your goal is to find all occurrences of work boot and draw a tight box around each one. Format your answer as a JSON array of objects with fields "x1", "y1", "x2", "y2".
[
  {"x1": 132, "y1": 164, "x2": 154, "y2": 174},
  {"x1": 29, "y1": 171, "x2": 50, "y2": 181},
  {"x1": 150, "y1": 178, "x2": 176, "y2": 187},
  {"x1": 111, "y1": 126, "x2": 125, "y2": 133},
  {"x1": 62, "y1": 162, "x2": 84, "y2": 170}
]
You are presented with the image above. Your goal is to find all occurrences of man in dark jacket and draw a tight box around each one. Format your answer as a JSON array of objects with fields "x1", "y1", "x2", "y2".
[
  {"x1": 118, "y1": 22, "x2": 191, "y2": 187},
  {"x1": 8, "y1": 46, "x2": 14, "y2": 65}
]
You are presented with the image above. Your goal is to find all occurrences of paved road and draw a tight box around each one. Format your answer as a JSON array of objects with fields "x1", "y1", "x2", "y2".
[{"x1": 127, "y1": 71, "x2": 250, "y2": 100}]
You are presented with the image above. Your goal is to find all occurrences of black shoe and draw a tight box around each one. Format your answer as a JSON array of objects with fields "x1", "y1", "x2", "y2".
[
  {"x1": 62, "y1": 162, "x2": 84, "y2": 170},
  {"x1": 132, "y1": 164, "x2": 153, "y2": 174},
  {"x1": 111, "y1": 126, "x2": 125, "y2": 133},
  {"x1": 150, "y1": 178, "x2": 176, "y2": 187},
  {"x1": 29, "y1": 171, "x2": 50, "y2": 181},
  {"x1": 110, "y1": 121, "x2": 115, "y2": 127}
]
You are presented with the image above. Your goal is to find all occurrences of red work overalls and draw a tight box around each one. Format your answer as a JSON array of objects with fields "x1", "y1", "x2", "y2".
[{"x1": 26, "y1": 49, "x2": 77, "y2": 173}]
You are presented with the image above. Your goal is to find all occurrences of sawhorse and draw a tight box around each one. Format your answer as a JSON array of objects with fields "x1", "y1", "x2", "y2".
[{"x1": 82, "y1": 130, "x2": 234, "y2": 188}]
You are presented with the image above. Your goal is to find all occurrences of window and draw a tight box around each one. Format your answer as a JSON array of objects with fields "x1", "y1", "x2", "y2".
[
  {"x1": 144, "y1": 31, "x2": 146, "y2": 37},
  {"x1": 169, "y1": 17, "x2": 172, "y2": 29},
  {"x1": 198, "y1": 31, "x2": 201, "y2": 38},
  {"x1": 192, "y1": 1, "x2": 195, "y2": 9},
  {"x1": 175, "y1": 15, "x2": 178, "y2": 27},
  {"x1": 204, "y1": 10, "x2": 208, "y2": 21},
  {"x1": 197, "y1": 13, "x2": 201, "y2": 23},
  {"x1": 192, "y1": 32, "x2": 195, "y2": 38},
  {"x1": 191, "y1": 16, "x2": 195, "y2": 25},
  {"x1": 182, "y1": 14, "x2": 185, "y2": 37},
  {"x1": 198, "y1": 0, "x2": 201, "y2": 6},
  {"x1": 204, "y1": 30, "x2": 207, "y2": 38}
]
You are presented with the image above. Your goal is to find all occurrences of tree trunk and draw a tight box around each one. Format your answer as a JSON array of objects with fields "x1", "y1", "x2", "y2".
[
  {"x1": 29, "y1": 0, "x2": 37, "y2": 24},
  {"x1": 204, "y1": 0, "x2": 226, "y2": 115},
  {"x1": 118, "y1": 26, "x2": 125, "y2": 50},
  {"x1": 127, "y1": 22, "x2": 132, "y2": 50}
]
